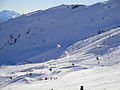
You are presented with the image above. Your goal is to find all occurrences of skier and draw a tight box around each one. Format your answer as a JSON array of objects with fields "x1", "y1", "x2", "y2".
[{"x1": 80, "y1": 86, "x2": 84, "y2": 90}]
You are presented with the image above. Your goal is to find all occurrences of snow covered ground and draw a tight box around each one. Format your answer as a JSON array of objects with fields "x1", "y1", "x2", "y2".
[
  {"x1": 1, "y1": 65, "x2": 120, "y2": 90},
  {"x1": 0, "y1": 27, "x2": 120, "y2": 90},
  {"x1": 0, "y1": 0, "x2": 120, "y2": 90}
]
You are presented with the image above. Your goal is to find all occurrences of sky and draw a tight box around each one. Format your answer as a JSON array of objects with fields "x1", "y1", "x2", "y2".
[{"x1": 0, "y1": 0, "x2": 108, "y2": 14}]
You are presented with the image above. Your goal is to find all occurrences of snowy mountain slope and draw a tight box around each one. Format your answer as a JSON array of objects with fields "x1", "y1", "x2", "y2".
[
  {"x1": 65, "y1": 26, "x2": 120, "y2": 66},
  {"x1": 0, "y1": 10, "x2": 21, "y2": 23},
  {"x1": 1, "y1": 65, "x2": 120, "y2": 90},
  {"x1": 0, "y1": 0, "x2": 120, "y2": 65},
  {"x1": 28, "y1": 26, "x2": 120, "y2": 68},
  {"x1": 0, "y1": 27, "x2": 120, "y2": 90}
]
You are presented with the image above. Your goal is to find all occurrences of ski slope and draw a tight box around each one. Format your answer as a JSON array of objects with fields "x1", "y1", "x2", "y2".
[
  {"x1": 1, "y1": 65, "x2": 120, "y2": 90},
  {"x1": 0, "y1": 27, "x2": 120, "y2": 90}
]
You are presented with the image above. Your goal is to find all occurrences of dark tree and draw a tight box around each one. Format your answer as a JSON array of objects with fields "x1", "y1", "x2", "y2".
[
  {"x1": 14, "y1": 38, "x2": 17, "y2": 43},
  {"x1": 10, "y1": 34, "x2": 13, "y2": 39},
  {"x1": 29, "y1": 73, "x2": 32, "y2": 75},
  {"x1": 91, "y1": 18, "x2": 94, "y2": 21},
  {"x1": 43, "y1": 40, "x2": 45, "y2": 43},
  {"x1": 44, "y1": 77, "x2": 48, "y2": 80},
  {"x1": 18, "y1": 34, "x2": 21, "y2": 38},
  {"x1": 26, "y1": 28, "x2": 30, "y2": 35},
  {"x1": 49, "y1": 68, "x2": 52, "y2": 71},
  {"x1": 9, "y1": 77, "x2": 12, "y2": 79},
  {"x1": 72, "y1": 63, "x2": 75, "y2": 66},
  {"x1": 96, "y1": 56, "x2": 99, "y2": 60},
  {"x1": 98, "y1": 30, "x2": 101, "y2": 34}
]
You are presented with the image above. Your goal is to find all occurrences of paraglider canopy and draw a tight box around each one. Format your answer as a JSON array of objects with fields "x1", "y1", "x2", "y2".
[{"x1": 56, "y1": 44, "x2": 61, "y2": 48}]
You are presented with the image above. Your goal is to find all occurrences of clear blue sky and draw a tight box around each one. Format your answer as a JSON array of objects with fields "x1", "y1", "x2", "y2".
[{"x1": 0, "y1": 0, "x2": 107, "y2": 14}]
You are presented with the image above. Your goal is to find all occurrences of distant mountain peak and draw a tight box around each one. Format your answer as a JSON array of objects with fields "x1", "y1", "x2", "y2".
[{"x1": 0, "y1": 10, "x2": 21, "y2": 23}]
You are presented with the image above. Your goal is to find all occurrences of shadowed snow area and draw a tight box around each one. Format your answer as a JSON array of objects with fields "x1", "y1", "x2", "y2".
[{"x1": 0, "y1": 0, "x2": 120, "y2": 65}]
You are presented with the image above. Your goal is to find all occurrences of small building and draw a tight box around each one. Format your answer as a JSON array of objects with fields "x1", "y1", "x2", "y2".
[{"x1": 56, "y1": 44, "x2": 61, "y2": 48}]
